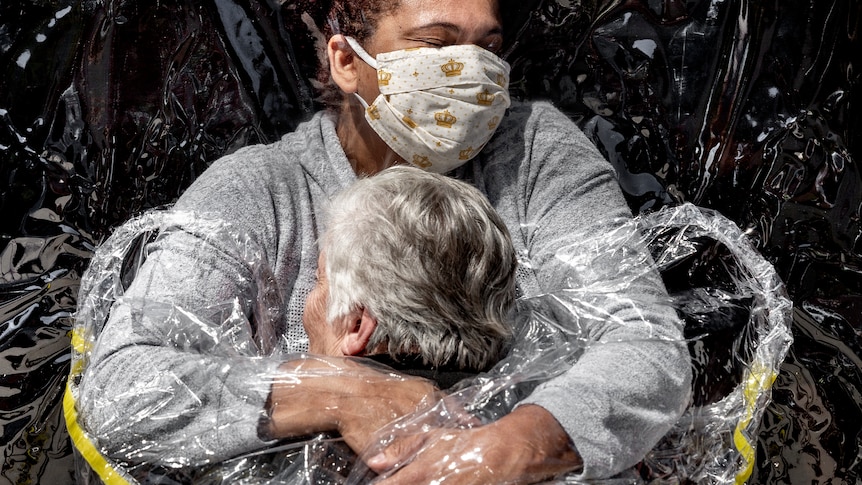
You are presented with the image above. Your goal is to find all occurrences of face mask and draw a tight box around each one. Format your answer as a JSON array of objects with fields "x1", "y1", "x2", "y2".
[{"x1": 345, "y1": 36, "x2": 511, "y2": 173}]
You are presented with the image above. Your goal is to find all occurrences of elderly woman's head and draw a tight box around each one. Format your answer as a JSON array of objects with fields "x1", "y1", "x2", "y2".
[{"x1": 303, "y1": 166, "x2": 516, "y2": 372}]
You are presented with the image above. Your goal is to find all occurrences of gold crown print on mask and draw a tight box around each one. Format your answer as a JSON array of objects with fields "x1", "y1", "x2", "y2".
[
  {"x1": 441, "y1": 59, "x2": 464, "y2": 76},
  {"x1": 346, "y1": 36, "x2": 511, "y2": 173}
]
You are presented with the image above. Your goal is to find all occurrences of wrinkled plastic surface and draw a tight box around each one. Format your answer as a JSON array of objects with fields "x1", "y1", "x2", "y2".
[
  {"x1": 65, "y1": 203, "x2": 791, "y2": 484},
  {"x1": 1, "y1": 1, "x2": 859, "y2": 483}
]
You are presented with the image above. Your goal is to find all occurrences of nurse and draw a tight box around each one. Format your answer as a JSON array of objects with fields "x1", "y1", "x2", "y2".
[{"x1": 77, "y1": 0, "x2": 692, "y2": 483}]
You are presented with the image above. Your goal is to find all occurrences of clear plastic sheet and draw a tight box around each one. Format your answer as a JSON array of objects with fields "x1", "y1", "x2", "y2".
[
  {"x1": 2, "y1": 1, "x2": 859, "y2": 484},
  {"x1": 66, "y1": 203, "x2": 791, "y2": 484}
]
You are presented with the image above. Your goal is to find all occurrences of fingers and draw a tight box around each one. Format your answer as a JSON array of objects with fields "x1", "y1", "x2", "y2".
[
  {"x1": 365, "y1": 433, "x2": 429, "y2": 474},
  {"x1": 369, "y1": 431, "x2": 485, "y2": 485},
  {"x1": 339, "y1": 376, "x2": 441, "y2": 454},
  {"x1": 361, "y1": 408, "x2": 583, "y2": 485},
  {"x1": 371, "y1": 460, "x2": 436, "y2": 485}
]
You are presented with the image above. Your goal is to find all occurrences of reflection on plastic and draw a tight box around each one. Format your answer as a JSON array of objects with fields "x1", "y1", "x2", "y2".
[
  {"x1": 65, "y1": 204, "x2": 791, "y2": 484},
  {"x1": 1, "y1": 0, "x2": 859, "y2": 483}
]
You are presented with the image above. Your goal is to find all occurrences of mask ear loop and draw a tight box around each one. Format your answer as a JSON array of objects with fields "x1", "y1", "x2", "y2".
[
  {"x1": 344, "y1": 36, "x2": 379, "y2": 69},
  {"x1": 342, "y1": 36, "x2": 380, "y2": 109}
]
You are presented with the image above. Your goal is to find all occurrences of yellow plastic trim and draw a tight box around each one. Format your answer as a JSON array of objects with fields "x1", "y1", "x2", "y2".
[
  {"x1": 70, "y1": 326, "x2": 91, "y2": 354},
  {"x1": 64, "y1": 328, "x2": 136, "y2": 485},
  {"x1": 733, "y1": 364, "x2": 778, "y2": 485}
]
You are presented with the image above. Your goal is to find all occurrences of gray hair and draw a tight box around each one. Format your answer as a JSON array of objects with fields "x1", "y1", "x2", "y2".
[{"x1": 321, "y1": 166, "x2": 516, "y2": 371}]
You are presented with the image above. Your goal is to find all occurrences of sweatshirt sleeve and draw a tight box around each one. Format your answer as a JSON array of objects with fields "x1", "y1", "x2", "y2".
[
  {"x1": 77, "y1": 148, "x2": 289, "y2": 468},
  {"x1": 510, "y1": 102, "x2": 692, "y2": 479}
]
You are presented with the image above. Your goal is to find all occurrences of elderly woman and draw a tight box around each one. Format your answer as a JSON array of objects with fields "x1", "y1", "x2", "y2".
[
  {"x1": 77, "y1": 0, "x2": 691, "y2": 483},
  {"x1": 303, "y1": 166, "x2": 516, "y2": 381}
]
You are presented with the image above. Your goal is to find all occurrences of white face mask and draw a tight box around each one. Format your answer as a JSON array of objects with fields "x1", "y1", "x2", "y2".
[{"x1": 345, "y1": 36, "x2": 511, "y2": 174}]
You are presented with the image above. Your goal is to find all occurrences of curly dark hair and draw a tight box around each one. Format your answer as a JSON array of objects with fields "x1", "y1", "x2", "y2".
[
  {"x1": 287, "y1": 0, "x2": 401, "y2": 108},
  {"x1": 322, "y1": 0, "x2": 401, "y2": 41}
]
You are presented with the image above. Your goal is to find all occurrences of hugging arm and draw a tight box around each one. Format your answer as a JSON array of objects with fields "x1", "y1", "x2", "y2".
[
  {"x1": 77, "y1": 217, "x2": 437, "y2": 471},
  {"x1": 517, "y1": 104, "x2": 692, "y2": 479},
  {"x1": 363, "y1": 103, "x2": 692, "y2": 483}
]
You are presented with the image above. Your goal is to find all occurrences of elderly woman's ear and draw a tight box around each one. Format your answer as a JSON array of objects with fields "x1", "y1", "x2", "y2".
[{"x1": 339, "y1": 307, "x2": 378, "y2": 356}]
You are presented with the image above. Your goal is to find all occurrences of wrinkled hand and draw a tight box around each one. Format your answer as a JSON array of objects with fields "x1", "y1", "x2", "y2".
[
  {"x1": 335, "y1": 363, "x2": 440, "y2": 453},
  {"x1": 265, "y1": 355, "x2": 439, "y2": 453},
  {"x1": 362, "y1": 405, "x2": 583, "y2": 485}
]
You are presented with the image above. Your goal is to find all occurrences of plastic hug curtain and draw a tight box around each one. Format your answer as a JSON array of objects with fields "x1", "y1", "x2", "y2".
[
  {"x1": 64, "y1": 203, "x2": 791, "y2": 484},
  {"x1": 1, "y1": 0, "x2": 859, "y2": 483}
]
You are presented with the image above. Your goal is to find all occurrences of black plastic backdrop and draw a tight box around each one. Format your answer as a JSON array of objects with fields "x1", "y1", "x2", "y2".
[{"x1": 0, "y1": 0, "x2": 859, "y2": 483}]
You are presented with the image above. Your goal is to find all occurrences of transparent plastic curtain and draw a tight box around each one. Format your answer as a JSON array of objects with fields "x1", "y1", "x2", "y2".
[
  {"x1": 1, "y1": 0, "x2": 859, "y2": 484},
  {"x1": 66, "y1": 203, "x2": 790, "y2": 484}
]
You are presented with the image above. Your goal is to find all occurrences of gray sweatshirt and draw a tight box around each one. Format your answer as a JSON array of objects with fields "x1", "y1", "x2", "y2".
[{"x1": 79, "y1": 101, "x2": 691, "y2": 479}]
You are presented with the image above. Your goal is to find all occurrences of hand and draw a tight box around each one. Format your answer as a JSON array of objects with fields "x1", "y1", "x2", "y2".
[
  {"x1": 334, "y1": 362, "x2": 440, "y2": 453},
  {"x1": 265, "y1": 355, "x2": 439, "y2": 453},
  {"x1": 363, "y1": 404, "x2": 583, "y2": 485}
]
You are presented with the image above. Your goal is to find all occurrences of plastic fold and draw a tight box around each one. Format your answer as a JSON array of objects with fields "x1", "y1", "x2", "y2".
[{"x1": 66, "y1": 203, "x2": 792, "y2": 484}]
